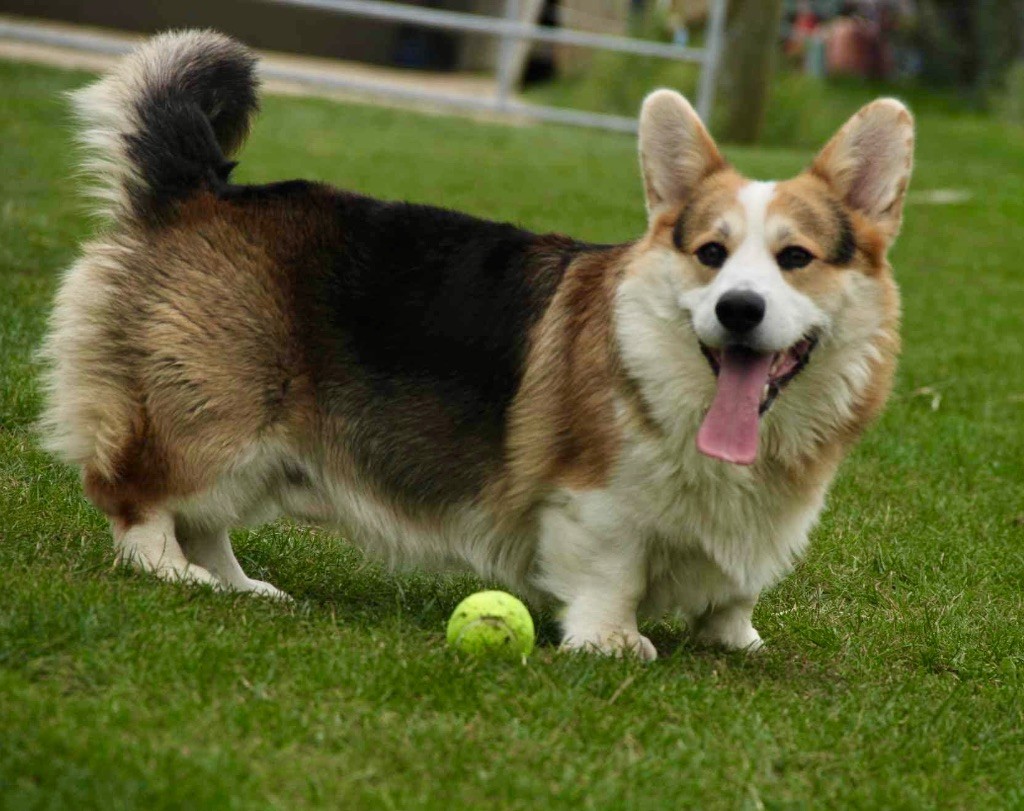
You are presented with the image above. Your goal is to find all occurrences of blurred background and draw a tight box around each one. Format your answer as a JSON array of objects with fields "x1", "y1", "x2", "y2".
[{"x1": 0, "y1": 0, "x2": 1021, "y2": 144}]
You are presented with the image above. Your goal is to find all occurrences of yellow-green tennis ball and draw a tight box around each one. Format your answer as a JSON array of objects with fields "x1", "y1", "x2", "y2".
[{"x1": 446, "y1": 590, "x2": 535, "y2": 659}]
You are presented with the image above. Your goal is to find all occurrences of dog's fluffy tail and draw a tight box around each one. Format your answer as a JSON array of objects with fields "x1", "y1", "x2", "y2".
[{"x1": 71, "y1": 30, "x2": 259, "y2": 223}]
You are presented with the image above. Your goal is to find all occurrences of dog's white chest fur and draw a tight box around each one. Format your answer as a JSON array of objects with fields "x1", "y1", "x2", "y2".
[{"x1": 606, "y1": 425, "x2": 825, "y2": 607}]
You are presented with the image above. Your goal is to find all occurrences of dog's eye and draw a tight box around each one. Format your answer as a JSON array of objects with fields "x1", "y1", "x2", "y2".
[
  {"x1": 777, "y1": 246, "x2": 814, "y2": 270},
  {"x1": 695, "y1": 242, "x2": 728, "y2": 269}
]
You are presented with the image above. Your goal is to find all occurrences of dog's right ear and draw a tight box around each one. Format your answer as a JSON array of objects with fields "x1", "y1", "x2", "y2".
[
  {"x1": 638, "y1": 89, "x2": 725, "y2": 220},
  {"x1": 811, "y1": 98, "x2": 915, "y2": 243}
]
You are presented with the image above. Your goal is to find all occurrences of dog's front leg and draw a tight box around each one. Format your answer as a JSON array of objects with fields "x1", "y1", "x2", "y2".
[{"x1": 535, "y1": 507, "x2": 655, "y2": 661}]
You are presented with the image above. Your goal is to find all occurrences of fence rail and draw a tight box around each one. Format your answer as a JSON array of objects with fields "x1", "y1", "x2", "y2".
[
  {"x1": 0, "y1": 0, "x2": 728, "y2": 132},
  {"x1": 267, "y1": 0, "x2": 709, "y2": 63}
]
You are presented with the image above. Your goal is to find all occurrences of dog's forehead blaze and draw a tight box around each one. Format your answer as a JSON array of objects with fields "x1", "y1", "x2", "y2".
[
  {"x1": 673, "y1": 172, "x2": 841, "y2": 252},
  {"x1": 655, "y1": 168, "x2": 887, "y2": 280}
]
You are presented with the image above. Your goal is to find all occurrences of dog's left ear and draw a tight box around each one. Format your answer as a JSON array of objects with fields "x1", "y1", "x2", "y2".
[
  {"x1": 812, "y1": 98, "x2": 915, "y2": 242},
  {"x1": 638, "y1": 89, "x2": 725, "y2": 219}
]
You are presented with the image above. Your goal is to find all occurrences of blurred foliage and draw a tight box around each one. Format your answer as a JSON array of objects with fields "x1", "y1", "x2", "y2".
[
  {"x1": 525, "y1": 51, "x2": 984, "y2": 148},
  {"x1": 527, "y1": 1, "x2": 1022, "y2": 142},
  {"x1": 905, "y1": 0, "x2": 1023, "y2": 104},
  {"x1": 996, "y1": 61, "x2": 1024, "y2": 126}
]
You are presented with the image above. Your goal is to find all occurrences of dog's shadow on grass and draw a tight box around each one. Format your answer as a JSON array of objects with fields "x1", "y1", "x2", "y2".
[
  {"x1": 235, "y1": 522, "x2": 568, "y2": 639},
  {"x1": 235, "y1": 523, "x2": 835, "y2": 681},
  {"x1": 236, "y1": 522, "x2": 690, "y2": 653}
]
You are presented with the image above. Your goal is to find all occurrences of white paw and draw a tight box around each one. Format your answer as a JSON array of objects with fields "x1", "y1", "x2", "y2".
[
  {"x1": 697, "y1": 622, "x2": 764, "y2": 653},
  {"x1": 238, "y1": 578, "x2": 293, "y2": 601},
  {"x1": 114, "y1": 535, "x2": 221, "y2": 587},
  {"x1": 152, "y1": 562, "x2": 222, "y2": 588},
  {"x1": 561, "y1": 629, "x2": 658, "y2": 662}
]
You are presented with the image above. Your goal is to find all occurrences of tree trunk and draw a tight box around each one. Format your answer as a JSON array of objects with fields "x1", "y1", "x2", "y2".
[{"x1": 714, "y1": 0, "x2": 784, "y2": 144}]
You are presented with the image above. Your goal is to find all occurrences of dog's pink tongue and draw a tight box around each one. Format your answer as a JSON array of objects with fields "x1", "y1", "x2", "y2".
[{"x1": 696, "y1": 347, "x2": 773, "y2": 465}]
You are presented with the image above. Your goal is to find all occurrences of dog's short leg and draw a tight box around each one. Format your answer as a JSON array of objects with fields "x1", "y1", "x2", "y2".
[
  {"x1": 114, "y1": 510, "x2": 220, "y2": 587},
  {"x1": 695, "y1": 597, "x2": 763, "y2": 652},
  {"x1": 537, "y1": 508, "x2": 656, "y2": 661},
  {"x1": 177, "y1": 527, "x2": 291, "y2": 600}
]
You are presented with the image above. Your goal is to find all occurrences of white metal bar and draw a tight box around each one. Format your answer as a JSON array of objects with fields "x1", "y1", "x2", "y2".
[
  {"x1": 264, "y1": 59, "x2": 640, "y2": 131},
  {"x1": 263, "y1": 0, "x2": 707, "y2": 63},
  {"x1": 0, "y1": 20, "x2": 133, "y2": 57},
  {"x1": 0, "y1": 19, "x2": 639, "y2": 132},
  {"x1": 495, "y1": 0, "x2": 520, "y2": 106},
  {"x1": 696, "y1": 0, "x2": 727, "y2": 121}
]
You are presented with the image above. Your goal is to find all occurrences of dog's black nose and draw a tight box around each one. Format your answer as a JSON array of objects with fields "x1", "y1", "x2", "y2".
[{"x1": 715, "y1": 290, "x2": 766, "y2": 333}]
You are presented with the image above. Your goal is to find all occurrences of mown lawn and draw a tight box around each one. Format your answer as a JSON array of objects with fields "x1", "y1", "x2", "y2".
[{"x1": 2, "y1": 58, "x2": 1023, "y2": 810}]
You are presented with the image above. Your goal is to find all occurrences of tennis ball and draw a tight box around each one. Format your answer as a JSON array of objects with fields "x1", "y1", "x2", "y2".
[{"x1": 446, "y1": 590, "x2": 535, "y2": 659}]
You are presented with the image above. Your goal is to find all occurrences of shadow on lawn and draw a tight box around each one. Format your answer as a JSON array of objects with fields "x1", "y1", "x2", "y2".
[
  {"x1": 235, "y1": 521, "x2": 569, "y2": 641},
  {"x1": 12, "y1": 500, "x2": 842, "y2": 685},
  {"x1": 188, "y1": 523, "x2": 846, "y2": 685}
]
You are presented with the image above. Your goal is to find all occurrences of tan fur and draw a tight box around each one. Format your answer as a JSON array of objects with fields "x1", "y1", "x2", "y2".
[
  {"x1": 638, "y1": 90, "x2": 726, "y2": 218},
  {"x1": 502, "y1": 244, "x2": 633, "y2": 513},
  {"x1": 41, "y1": 192, "x2": 313, "y2": 523},
  {"x1": 669, "y1": 170, "x2": 748, "y2": 255}
]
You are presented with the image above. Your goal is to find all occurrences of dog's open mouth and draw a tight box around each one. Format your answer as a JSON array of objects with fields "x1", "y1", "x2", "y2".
[{"x1": 696, "y1": 335, "x2": 818, "y2": 465}]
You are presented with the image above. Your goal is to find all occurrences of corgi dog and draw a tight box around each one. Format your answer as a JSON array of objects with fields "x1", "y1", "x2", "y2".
[{"x1": 41, "y1": 31, "x2": 914, "y2": 659}]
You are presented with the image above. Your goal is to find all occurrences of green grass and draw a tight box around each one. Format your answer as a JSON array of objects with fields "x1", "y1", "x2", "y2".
[{"x1": 2, "y1": 58, "x2": 1024, "y2": 809}]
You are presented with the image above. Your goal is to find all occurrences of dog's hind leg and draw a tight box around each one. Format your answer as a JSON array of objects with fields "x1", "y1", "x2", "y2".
[
  {"x1": 694, "y1": 597, "x2": 763, "y2": 652},
  {"x1": 113, "y1": 510, "x2": 220, "y2": 588},
  {"x1": 177, "y1": 526, "x2": 291, "y2": 600}
]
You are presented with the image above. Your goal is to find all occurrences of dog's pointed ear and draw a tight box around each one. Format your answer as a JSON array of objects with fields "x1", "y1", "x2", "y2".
[
  {"x1": 811, "y1": 98, "x2": 915, "y2": 242},
  {"x1": 638, "y1": 90, "x2": 725, "y2": 219}
]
